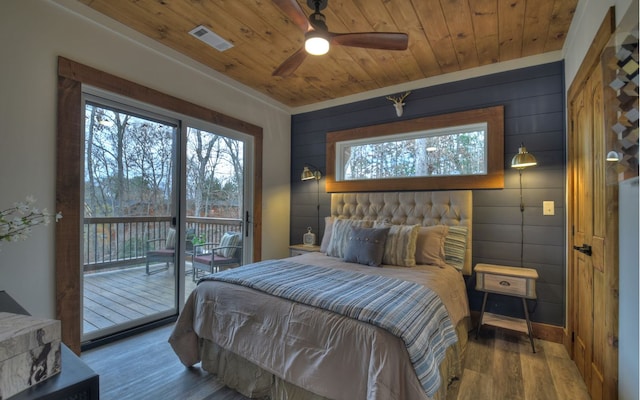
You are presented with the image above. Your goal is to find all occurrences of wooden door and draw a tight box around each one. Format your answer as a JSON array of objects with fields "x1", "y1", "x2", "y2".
[
  {"x1": 567, "y1": 8, "x2": 618, "y2": 399},
  {"x1": 570, "y1": 63, "x2": 609, "y2": 398},
  {"x1": 569, "y1": 75, "x2": 594, "y2": 384}
]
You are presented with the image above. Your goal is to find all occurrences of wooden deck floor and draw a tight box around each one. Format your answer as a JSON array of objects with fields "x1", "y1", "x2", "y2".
[{"x1": 83, "y1": 263, "x2": 198, "y2": 336}]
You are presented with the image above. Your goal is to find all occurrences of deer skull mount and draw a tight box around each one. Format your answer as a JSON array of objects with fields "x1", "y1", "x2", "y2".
[{"x1": 386, "y1": 91, "x2": 411, "y2": 117}]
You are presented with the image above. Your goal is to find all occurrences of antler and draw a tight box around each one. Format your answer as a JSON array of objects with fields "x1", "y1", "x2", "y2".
[
  {"x1": 386, "y1": 91, "x2": 411, "y2": 104},
  {"x1": 386, "y1": 91, "x2": 411, "y2": 117}
]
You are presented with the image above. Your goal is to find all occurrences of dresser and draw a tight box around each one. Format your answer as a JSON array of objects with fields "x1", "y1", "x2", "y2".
[{"x1": 0, "y1": 291, "x2": 100, "y2": 399}]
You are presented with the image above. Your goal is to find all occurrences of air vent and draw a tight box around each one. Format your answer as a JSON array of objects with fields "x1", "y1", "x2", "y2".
[{"x1": 188, "y1": 25, "x2": 233, "y2": 52}]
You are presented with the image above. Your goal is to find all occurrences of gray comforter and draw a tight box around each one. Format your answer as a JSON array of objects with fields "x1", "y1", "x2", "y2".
[{"x1": 169, "y1": 252, "x2": 470, "y2": 400}]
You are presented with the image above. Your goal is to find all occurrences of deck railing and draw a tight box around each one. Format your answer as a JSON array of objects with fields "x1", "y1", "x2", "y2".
[{"x1": 83, "y1": 216, "x2": 243, "y2": 272}]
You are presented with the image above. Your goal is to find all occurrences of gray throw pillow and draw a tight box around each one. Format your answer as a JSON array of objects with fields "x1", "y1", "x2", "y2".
[
  {"x1": 326, "y1": 219, "x2": 373, "y2": 258},
  {"x1": 343, "y1": 226, "x2": 390, "y2": 267}
]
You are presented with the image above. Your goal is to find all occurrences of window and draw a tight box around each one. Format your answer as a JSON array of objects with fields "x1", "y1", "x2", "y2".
[
  {"x1": 326, "y1": 106, "x2": 504, "y2": 192},
  {"x1": 337, "y1": 123, "x2": 487, "y2": 180}
]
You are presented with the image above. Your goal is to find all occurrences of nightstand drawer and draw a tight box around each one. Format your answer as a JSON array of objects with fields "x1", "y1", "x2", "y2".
[
  {"x1": 483, "y1": 273, "x2": 527, "y2": 296},
  {"x1": 290, "y1": 249, "x2": 307, "y2": 257},
  {"x1": 289, "y1": 244, "x2": 321, "y2": 257},
  {"x1": 475, "y1": 263, "x2": 538, "y2": 299}
]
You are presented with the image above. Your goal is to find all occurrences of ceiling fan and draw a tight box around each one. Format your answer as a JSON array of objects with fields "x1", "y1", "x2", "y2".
[{"x1": 272, "y1": 0, "x2": 409, "y2": 77}]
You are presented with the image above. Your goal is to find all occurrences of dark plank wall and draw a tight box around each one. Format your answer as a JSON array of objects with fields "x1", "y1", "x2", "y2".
[{"x1": 290, "y1": 62, "x2": 566, "y2": 326}]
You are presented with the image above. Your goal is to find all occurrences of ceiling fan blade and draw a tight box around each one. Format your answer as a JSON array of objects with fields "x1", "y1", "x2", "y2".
[
  {"x1": 273, "y1": 0, "x2": 312, "y2": 32},
  {"x1": 273, "y1": 47, "x2": 308, "y2": 77},
  {"x1": 331, "y1": 32, "x2": 409, "y2": 50}
]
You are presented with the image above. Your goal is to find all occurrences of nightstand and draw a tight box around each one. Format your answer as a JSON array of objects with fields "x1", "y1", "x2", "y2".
[
  {"x1": 289, "y1": 244, "x2": 321, "y2": 257},
  {"x1": 474, "y1": 263, "x2": 539, "y2": 352}
]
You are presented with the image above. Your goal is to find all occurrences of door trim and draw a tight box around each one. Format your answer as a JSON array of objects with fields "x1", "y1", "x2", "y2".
[
  {"x1": 56, "y1": 56, "x2": 263, "y2": 353},
  {"x1": 567, "y1": 8, "x2": 615, "y2": 102}
]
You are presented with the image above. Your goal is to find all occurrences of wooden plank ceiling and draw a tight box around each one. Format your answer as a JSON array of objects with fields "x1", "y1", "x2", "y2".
[{"x1": 77, "y1": 0, "x2": 577, "y2": 108}]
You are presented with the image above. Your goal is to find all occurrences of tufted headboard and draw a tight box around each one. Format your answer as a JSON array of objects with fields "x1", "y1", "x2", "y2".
[{"x1": 330, "y1": 191, "x2": 473, "y2": 275}]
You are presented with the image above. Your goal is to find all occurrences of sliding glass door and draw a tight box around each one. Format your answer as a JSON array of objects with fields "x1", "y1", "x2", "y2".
[{"x1": 80, "y1": 90, "x2": 252, "y2": 344}]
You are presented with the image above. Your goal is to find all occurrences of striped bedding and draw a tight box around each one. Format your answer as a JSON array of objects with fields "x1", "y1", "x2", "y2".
[{"x1": 201, "y1": 259, "x2": 458, "y2": 397}]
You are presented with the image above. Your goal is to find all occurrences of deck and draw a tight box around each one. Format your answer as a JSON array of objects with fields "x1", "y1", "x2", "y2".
[
  {"x1": 83, "y1": 263, "x2": 198, "y2": 336},
  {"x1": 80, "y1": 216, "x2": 242, "y2": 338}
]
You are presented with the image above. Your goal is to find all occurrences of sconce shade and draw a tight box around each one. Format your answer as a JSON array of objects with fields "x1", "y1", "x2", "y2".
[
  {"x1": 606, "y1": 151, "x2": 620, "y2": 162},
  {"x1": 301, "y1": 166, "x2": 322, "y2": 181},
  {"x1": 511, "y1": 145, "x2": 537, "y2": 169}
]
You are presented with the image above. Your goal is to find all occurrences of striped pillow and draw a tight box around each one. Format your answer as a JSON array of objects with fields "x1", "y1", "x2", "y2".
[
  {"x1": 165, "y1": 228, "x2": 176, "y2": 249},
  {"x1": 443, "y1": 226, "x2": 468, "y2": 271},
  {"x1": 326, "y1": 219, "x2": 373, "y2": 259},
  {"x1": 216, "y1": 232, "x2": 241, "y2": 258},
  {"x1": 320, "y1": 216, "x2": 335, "y2": 253},
  {"x1": 375, "y1": 223, "x2": 420, "y2": 267}
]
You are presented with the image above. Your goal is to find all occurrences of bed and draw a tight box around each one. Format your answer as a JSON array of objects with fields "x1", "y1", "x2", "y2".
[{"x1": 170, "y1": 191, "x2": 472, "y2": 400}]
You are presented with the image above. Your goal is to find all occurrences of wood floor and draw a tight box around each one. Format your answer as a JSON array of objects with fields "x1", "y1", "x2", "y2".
[
  {"x1": 81, "y1": 323, "x2": 590, "y2": 400},
  {"x1": 450, "y1": 328, "x2": 590, "y2": 400},
  {"x1": 81, "y1": 324, "x2": 250, "y2": 400}
]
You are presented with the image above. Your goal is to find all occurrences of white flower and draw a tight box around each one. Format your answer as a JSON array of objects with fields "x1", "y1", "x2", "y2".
[
  {"x1": 0, "y1": 196, "x2": 62, "y2": 247},
  {"x1": 16, "y1": 201, "x2": 30, "y2": 214}
]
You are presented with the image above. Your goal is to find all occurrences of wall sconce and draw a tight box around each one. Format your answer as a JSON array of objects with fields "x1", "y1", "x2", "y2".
[
  {"x1": 606, "y1": 151, "x2": 621, "y2": 162},
  {"x1": 301, "y1": 164, "x2": 322, "y2": 245},
  {"x1": 511, "y1": 144, "x2": 538, "y2": 169},
  {"x1": 385, "y1": 91, "x2": 411, "y2": 117},
  {"x1": 301, "y1": 165, "x2": 322, "y2": 181},
  {"x1": 511, "y1": 144, "x2": 537, "y2": 267}
]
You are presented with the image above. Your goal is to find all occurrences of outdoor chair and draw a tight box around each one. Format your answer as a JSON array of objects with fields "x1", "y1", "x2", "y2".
[
  {"x1": 146, "y1": 227, "x2": 177, "y2": 275},
  {"x1": 145, "y1": 228, "x2": 196, "y2": 275},
  {"x1": 191, "y1": 231, "x2": 242, "y2": 281}
]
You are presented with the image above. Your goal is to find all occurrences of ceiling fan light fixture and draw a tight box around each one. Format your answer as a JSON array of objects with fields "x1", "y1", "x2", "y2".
[
  {"x1": 305, "y1": 33, "x2": 330, "y2": 55},
  {"x1": 272, "y1": 0, "x2": 408, "y2": 76}
]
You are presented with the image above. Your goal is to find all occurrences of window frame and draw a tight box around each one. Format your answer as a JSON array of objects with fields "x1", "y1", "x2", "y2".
[{"x1": 326, "y1": 106, "x2": 504, "y2": 192}]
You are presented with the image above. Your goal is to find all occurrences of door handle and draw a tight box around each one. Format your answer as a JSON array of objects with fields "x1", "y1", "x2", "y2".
[{"x1": 573, "y1": 244, "x2": 592, "y2": 256}]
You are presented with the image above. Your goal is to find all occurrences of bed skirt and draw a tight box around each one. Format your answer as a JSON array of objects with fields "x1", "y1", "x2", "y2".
[{"x1": 199, "y1": 317, "x2": 471, "y2": 400}]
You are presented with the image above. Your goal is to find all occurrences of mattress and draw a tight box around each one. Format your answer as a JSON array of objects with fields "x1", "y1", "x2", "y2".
[{"x1": 169, "y1": 252, "x2": 470, "y2": 400}]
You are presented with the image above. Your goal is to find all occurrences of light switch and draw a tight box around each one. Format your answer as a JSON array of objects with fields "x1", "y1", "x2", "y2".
[{"x1": 543, "y1": 201, "x2": 555, "y2": 216}]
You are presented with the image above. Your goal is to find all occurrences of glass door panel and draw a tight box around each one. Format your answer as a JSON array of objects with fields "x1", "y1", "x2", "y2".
[
  {"x1": 82, "y1": 99, "x2": 178, "y2": 342},
  {"x1": 186, "y1": 126, "x2": 245, "y2": 283}
]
